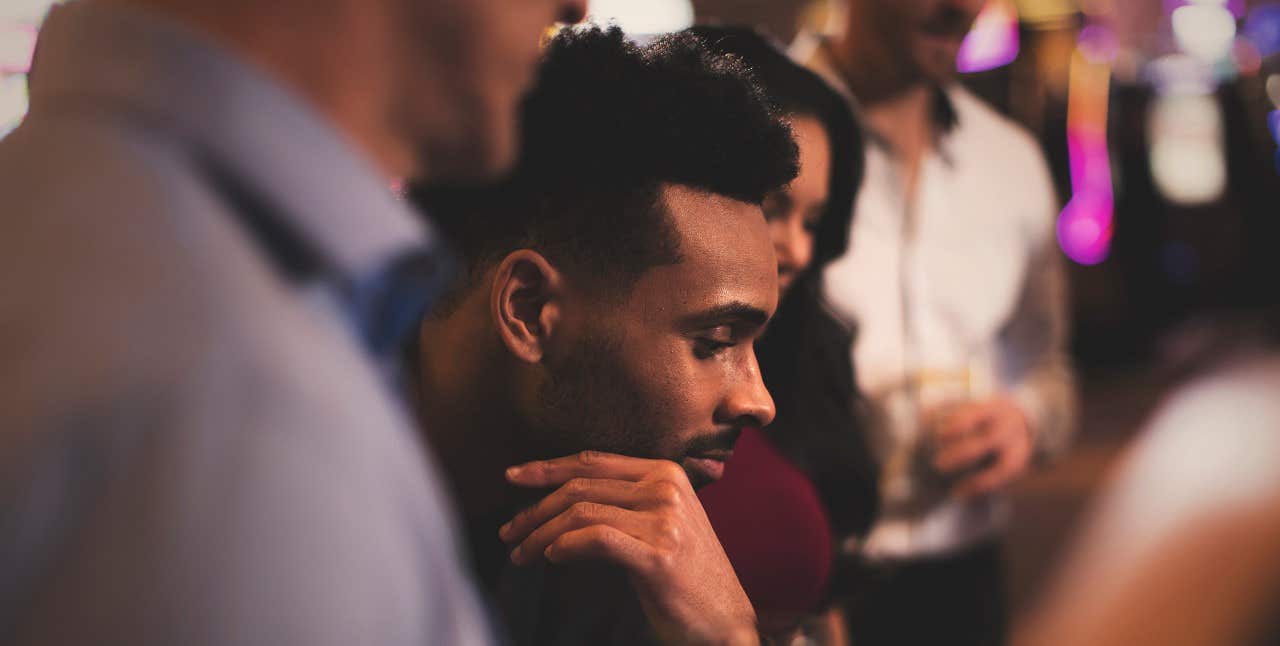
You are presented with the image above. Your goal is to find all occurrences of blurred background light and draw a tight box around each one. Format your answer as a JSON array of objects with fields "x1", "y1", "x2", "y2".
[
  {"x1": 0, "y1": 24, "x2": 36, "y2": 74},
  {"x1": 1058, "y1": 192, "x2": 1114, "y2": 266},
  {"x1": 1243, "y1": 2, "x2": 1280, "y2": 58},
  {"x1": 957, "y1": 0, "x2": 1021, "y2": 73},
  {"x1": 1268, "y1": 74, "x2": 1280, "y2": 106},
  {"x1": 1231, "y1": 36, "x2": 1262, "y2": 76},
  {"x1": 1171, "y1": 3, "x2": 1237, "y2": 62},
  {"x1": 0, "y1": 0, "x2": 56, "y2": 140},
  {"x1": 0, "y1": 73, "x2": 28, "y2": 138},
  {"x1": 1147, "y1": 53, "x2": 1218, "y2": 95},
  {"x1": 1014, "y1": 0, "x2": 1078, "y2": 26},
  {"x1": 0, "y1": 0, "x2": 59, "y2": 23},
  {"x1": 587, "y1": 0, "x2": 694, "y2": 34},
  {"x1": 1148, "y1": 92, "x2": 1227, "y2": 205},
  {"x1": 1165, "y1": 0, "x2": 1246, "y2": 19},
  {"x1": 1058, "y1": 45, "x2": 1115, "y2": 266},
  {"x1": 1078, "y1": 23, "x2": 1119, "y2": 63}
]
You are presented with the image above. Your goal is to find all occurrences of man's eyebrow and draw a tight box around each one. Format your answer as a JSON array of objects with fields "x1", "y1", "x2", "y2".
[{"x1": 680, "y1": 302, "x2": 771, "y2": 328}]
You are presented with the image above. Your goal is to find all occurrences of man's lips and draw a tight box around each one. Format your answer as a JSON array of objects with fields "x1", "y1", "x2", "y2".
[{"x1": 683, "y1": 450, "x2": 734, "y2": 483}]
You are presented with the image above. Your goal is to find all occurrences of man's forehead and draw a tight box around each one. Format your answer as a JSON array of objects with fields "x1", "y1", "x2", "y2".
[{"x1": 630, "y1": 184, "x2": 778, "y2": 320}]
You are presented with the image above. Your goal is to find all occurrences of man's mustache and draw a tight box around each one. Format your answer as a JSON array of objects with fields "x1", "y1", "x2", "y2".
[{"x1": 682, "y1": 427, "x2": 744, "y2": 457}]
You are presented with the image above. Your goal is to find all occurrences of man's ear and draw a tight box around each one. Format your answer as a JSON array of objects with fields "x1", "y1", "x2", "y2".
[{"x1": 490, "y1": 250, "x2": 564, "y2": 364}]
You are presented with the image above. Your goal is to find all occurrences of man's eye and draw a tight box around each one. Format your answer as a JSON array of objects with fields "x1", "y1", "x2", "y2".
[{"x1": 693, "y1": 338, "x2": 735, "y2": 359}]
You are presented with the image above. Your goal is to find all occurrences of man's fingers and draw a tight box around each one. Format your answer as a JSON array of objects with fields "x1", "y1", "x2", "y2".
[
  {"x1": 506, "y1": 451, "x2": 672, "y2": 487},
  {"x1": 932, "y1": 403, "x2": 990, "y2": 441},
  {"x1": 933, "y1": 430, "x2": 999, "y2": 473},
  {"x1": 542, "y1": 524, "x2": 653, "y2": 570},
  {"x1": 500, "y1": 478, "x2": 644, "y2": 544},
  {"x1": 953, "y1": 430, "x2": 1032, "y2": 497},
  {"x1": 954, "y1": 453, "x2": 1015, "y2": 498},
  {"x1": 509, "y1": 502, "x2": 652, "y2": 566}
]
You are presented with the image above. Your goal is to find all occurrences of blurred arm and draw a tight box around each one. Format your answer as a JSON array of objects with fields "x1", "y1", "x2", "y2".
[
  {"x1": 1000, "y1": 168, "x2": 1078, "y2": 463},
  {"x1": 1014, "y1": 362, "x2": 1280, "y2": 646}
]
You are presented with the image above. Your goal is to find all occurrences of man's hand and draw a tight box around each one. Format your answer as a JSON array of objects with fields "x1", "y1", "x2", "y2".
[
  {"x1": 929, "y1": 396, "x2": 1034, "y2": 498},
  {"x1": 501, "y1": 451, "x2": 759, "y2": 646}
]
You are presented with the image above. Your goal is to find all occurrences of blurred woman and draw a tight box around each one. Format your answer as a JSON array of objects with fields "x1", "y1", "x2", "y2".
[{"x1": 689, "y1": 25, "x2": 879, "y2": 643}]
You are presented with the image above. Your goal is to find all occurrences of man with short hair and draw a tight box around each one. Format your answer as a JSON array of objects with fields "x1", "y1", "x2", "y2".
[
  {"x1": 411, "y1": 26, "x2": 799, "y2": 646},
  {"x1": 798, "y1": 0, "x2": 1078, "y2": 644},
  {"x1": 0, "y1": 0, "x2": 584, "y2": 643}
]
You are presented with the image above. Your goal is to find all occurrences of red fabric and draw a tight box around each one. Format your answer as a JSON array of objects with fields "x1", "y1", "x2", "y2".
[{"x1": 698, "y1": 427, "x2": 833, "y2": 624}]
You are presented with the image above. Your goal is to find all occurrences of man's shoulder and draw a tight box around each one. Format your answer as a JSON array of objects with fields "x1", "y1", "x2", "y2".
[
  {"x1": 2, "y1": 112, "x2": 247, "y2": 362},
  {"x1": 0, "y1": 113, "x2": 492, "y2": 646},
  {"x1": 0, "y1": 111, "x2": 357, "y2": 440},
  {"x1": 0, "y1": 112, "x2": 239, "y2": 277}
]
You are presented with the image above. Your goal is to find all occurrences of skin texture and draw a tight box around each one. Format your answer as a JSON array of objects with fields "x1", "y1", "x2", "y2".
[
  {"x1": 419, "y1": 184, "x2": 779, "y2": 644},
  {"x1": 106, "y1": 0, "x2": 587, "y2": 180},
  {"x1": 764, "y1": 116, "x2": 831, "y2": 294}
]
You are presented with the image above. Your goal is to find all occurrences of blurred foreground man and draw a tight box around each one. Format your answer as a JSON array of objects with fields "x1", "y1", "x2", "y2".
[
  {"x1": 0, "y1": 0, "x2": 584, "y2": 643},
  {"x1": 411, "y1": 26, "x2": 798, "y2": 646},
  {"x1": 799, "y1": 0, "x2": 1078, "y2": 643}
]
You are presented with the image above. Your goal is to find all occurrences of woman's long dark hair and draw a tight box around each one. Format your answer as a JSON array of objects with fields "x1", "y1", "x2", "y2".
[{"x1": 689, "y1": 25, "x2": 880, "y2": 538}]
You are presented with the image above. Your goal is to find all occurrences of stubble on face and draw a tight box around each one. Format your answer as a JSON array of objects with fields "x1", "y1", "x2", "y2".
[
  {"x1": 534, "y1": 329, "x2": 667, "y2": 462},
  {"x1": 532, "y1": 326, "x2": 742, "y2": 489}
]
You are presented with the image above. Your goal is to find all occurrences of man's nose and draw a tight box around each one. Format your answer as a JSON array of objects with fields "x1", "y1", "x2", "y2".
[{"x1": 720, "y1": 351, "x2": 777, "y2": 429}]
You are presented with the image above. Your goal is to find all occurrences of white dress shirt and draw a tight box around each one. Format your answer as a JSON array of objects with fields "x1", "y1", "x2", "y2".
[{"x1": 806, "y1": 45, "x2": 1078, "y2": 559}]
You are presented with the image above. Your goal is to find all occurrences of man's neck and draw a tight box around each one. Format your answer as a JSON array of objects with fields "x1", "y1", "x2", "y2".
[
  {"x1": 416, "y1": 317, "x2": 538, "y2": 583},
  {"x1": 99, "y1": 0, "x2": 416, "y2": 179},
  {"x1": 828, "y1": 34, "x2": 938, "y2": 198}
]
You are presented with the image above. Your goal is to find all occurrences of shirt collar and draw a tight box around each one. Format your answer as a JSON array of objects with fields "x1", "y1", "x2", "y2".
[
  {"x1": 801, "y1": 35, "x2": 961, "y2": 161},
  {"x1": 28, "y1": 2, "x2": 430, "y2": 285}
]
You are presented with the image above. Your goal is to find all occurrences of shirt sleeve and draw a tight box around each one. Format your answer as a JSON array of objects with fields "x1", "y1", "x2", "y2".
[{"x1": 1000, "y1": 153, "x2": 1079, "y2": 462}]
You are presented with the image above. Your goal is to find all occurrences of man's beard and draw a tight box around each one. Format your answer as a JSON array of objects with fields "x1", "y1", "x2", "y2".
[
  {"x1": 532, "y1": 331, "x2": 742, "y2": 488},
  {"x1": 534, "y1": 331, "x2": 667, "y2": 462}
]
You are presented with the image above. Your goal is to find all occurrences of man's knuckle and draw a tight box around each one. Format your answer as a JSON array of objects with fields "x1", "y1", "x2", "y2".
[
  {"x1": 652, "y1": 481, "x2": 682, "y2": 506},
  {"x1": 568, "y1": 501, "x2": 601, "y2": 521},
  {"x1": 564, "y1": 477, "x2": 588, "y2": 497},
  {"x1": 655, "y1": 518, "x2": 681, "y2": 546},
  {"x1": 577, "y1": 450, "x2": 601, "y2": 466},
  {"x1": 649, "y1": 548, "x2": 677, "y2": 572},
  {"x1": 656, "y1": 460, "x2": 686, "y2": 482}
]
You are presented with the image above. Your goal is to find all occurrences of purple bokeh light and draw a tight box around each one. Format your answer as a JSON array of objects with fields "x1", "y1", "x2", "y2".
[
  {"x1": 956, "y1": 1, "x2": 1020, "y2": 73},
  {"x1": 1058, "y1": 129, "x2": 1115, "y2": 266},
  {"x1": 1244, "y1": 3, "x2": 1280, "y2": 58}
]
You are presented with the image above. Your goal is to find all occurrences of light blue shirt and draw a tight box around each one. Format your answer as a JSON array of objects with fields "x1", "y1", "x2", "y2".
[{"x1": 0, "y1": 3, "x2": 492, "y2": 644}]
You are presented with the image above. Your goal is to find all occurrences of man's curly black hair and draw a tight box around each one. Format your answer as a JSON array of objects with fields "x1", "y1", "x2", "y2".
[{"x1": 411, "y1": 25, "x2": 798, "y2": 307}]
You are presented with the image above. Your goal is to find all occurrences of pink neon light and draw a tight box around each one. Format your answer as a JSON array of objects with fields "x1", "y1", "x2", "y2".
[
  {"x1": 1058, "y1": 41, "x2": 1115, "y2": 266},
  {"x1": 956, "y1": 0, "x2": 1020, "y2": 73}
]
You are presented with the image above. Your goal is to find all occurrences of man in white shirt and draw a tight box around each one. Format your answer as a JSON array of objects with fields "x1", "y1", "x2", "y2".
[{"x1": 800, "y1": 1, "x2": 1077, "y2": 643}]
